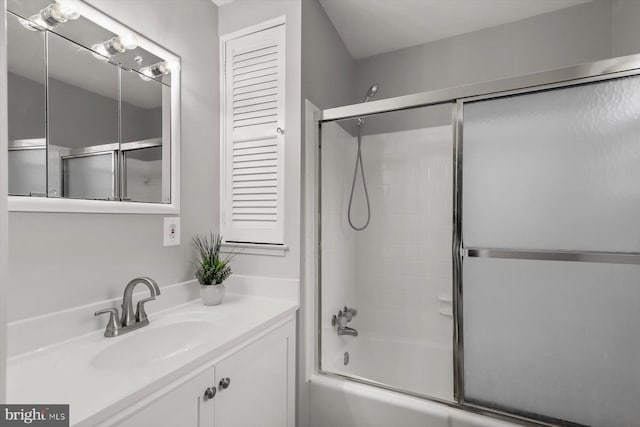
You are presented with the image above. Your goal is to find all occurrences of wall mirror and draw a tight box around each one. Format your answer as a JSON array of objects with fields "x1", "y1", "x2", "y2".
[{"x1": 6, "y1": 0, "x2": 180, "y2": 213}]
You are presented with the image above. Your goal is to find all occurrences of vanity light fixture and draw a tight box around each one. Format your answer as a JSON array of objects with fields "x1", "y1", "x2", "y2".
[
  {"x1": 91, "y1": 33, "x2": 138, "y2": 59},
  {"x1": 20, "y1": 0, "x2": 80, "y2": 31},
  {"x1": 139, "y1": 61, "x2": 180, "y2": 81}
]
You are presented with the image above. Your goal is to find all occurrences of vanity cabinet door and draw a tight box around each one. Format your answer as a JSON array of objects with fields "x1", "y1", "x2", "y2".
[
  {"x1": 110, "y1": 367, "x2": 215, "y2": 427},
  {"x1": 214, "y1": 320, "x2": 295, "y2": 427}
]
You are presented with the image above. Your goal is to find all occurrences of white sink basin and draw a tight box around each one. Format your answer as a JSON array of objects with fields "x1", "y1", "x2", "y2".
[{"x1": 91, "y1": 321, "x2": 217, "y2": 370}]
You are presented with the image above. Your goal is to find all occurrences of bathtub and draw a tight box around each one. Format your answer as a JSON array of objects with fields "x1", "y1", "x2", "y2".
[
  {"x1": 311, "y1": 332, "x2": 517, "y2": 427},
  {"x1": 308, "y1": 375, "x2": 518, "y2": 427}
]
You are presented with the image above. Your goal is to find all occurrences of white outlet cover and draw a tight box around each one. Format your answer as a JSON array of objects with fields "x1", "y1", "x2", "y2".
[{"x1": 163, "y1": 217, "x2": 181, "y2": 246}]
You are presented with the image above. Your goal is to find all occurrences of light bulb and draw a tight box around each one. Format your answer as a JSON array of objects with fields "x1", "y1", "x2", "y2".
[
  {"x1": 166, "y1": 61, "x2": 181, "y2": 73},
  {"x1": 37, "y1": 1, "x2": 80, "y2": 29},
  {"x1": 55, "y1": 0, "x2": 80, "y2": 20},
  {"x1": 118, "y1": 32, "x2": 138, "y2": 50},
  {"x1": 91, "y1": 43, "x2": 110, "y2": 61},
  {"x1": 138, "y1": 62, "x2": 171, "y2": 81},
  {"x1": 139, "y1": 66, "x2": 153, "y2": 81}
]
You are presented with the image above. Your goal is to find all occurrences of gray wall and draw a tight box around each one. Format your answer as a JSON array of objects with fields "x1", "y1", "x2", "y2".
[
  {"x1": 354, "y1": 1, "x2": 613, "y2": 102},
  {"x1": 301, "y1": 0, "x2": 355, "y2": 111},
  {"x1": 612, "y1": 0, "x2": 640, "y2": 57},
  {"x1": 218, "y1": 0, "x2": 302, "y2": 280},
  {"x1": 299, "y1": 2, "x2": 354, "y2": 425},
  {"x1": 8, "y1": 0, "x2": 219, "y2": 322},
  {"x1": 9, "y1": 72, "x2": 161, "y2": 147},
  {"x1": 0, "y1": 0, "x2": 8, "y2": 403}
]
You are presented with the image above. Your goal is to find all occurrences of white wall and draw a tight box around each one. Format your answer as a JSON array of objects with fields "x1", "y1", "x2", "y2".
[
  {"x1": 8, "y1": 0, "x2": 219, "y2": 322},
  {"x1": 0, "y1": 0, "x2": 8, "y2": 403},
  {"x1": 218, "y1": 1, "x2": 302, "y2": 280},
  {"x1": 318, "y1": 121, "x2": 358, "y2": 374}
]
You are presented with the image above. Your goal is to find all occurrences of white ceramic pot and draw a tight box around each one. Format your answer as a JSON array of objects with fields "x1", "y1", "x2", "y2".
[{"x1": 200, "y1": 284, "x2": 226, "y2": 306}]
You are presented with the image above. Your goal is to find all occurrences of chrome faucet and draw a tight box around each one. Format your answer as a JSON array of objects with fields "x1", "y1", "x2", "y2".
[
  {"x1": 332, "y1": 306, "x2": 358, "y2": 337},
  {"x1": 94, "y1": 277, "x2": 161, "y2": 337}
]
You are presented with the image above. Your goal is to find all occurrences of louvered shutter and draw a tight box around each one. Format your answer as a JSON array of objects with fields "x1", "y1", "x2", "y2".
[{"x1": 222, "y1": 24, "x2": 285, "y2": 244}]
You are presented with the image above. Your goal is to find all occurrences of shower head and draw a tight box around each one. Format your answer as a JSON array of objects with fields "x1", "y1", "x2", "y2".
[
  {"x1": 357, "y1": 84, "x2": 380, "y2": 127},
  {"x1": 362, "y1": 84, "x2": 380, "y2": 103}
]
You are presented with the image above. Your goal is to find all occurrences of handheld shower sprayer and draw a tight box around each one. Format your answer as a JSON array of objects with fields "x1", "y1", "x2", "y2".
[
  {"x1": 348, "y1": 84, "x2": 380, "y2": 231},
  {"x1": 356, "y1": 84, "x2": 379, "y2": 126}
]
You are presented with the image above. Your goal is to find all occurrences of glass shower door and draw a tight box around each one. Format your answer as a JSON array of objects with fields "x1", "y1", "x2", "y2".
[
  {"x1": 319, "y1": 104, "x2": 455, "y2": 401},
  {"x1": 461, "y1": 75, "x2": 640, "y2": 426}
]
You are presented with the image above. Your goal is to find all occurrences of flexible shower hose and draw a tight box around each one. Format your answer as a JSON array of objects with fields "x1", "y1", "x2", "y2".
[{"x1": 347, "y1": 129, "x2": 371, "y2": 231}]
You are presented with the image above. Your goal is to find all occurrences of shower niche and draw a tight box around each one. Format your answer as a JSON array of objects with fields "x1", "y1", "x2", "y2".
[{"x1": 6, "y1": 0, "x2": 179, "y2": 211}]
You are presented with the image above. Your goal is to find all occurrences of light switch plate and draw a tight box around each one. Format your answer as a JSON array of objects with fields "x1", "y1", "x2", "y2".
[{"x1": 163, "y1": 217, "x2": 181, "y2": 246}]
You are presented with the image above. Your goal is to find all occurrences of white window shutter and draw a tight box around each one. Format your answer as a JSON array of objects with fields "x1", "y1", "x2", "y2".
[{"x1": 221, "y1": 24, "x2": 286, "y2": 244}]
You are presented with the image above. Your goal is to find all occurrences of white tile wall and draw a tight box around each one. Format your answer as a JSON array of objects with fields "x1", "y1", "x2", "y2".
[{"x1": 320, "y1": 120, "x2": 454, "y2": 400}]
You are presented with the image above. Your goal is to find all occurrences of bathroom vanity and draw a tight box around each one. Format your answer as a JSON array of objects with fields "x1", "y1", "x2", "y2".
[{"x1": 7, "y1": 293, "x2": 297, "y2": 426}]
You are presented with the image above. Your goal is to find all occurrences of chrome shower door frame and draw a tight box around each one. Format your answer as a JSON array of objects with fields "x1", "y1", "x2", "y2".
[{"x1": 315, "y1": 52, "x2": 640, "y2": 427}]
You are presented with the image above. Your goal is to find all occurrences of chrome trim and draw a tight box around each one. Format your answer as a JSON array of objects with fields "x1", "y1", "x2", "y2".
[
  {"x1": 120, "y1": 138, "x2": 162, "y2": 151},
  {"x1": 65, "y1": 143, "x2": 119, "y2": 157},
  {"x1": 8, "y1": 146, "x2": 45, "y2": 151},
  {"x1": 319, "y1": 53, "x2": 640, "y2": 123},
  {"x1": 316, "y1": 118, "x2": 323, "y2": 373},
  {"x1": 117, "y1": 66, "x2": 122, "y2": 201},
  {"x1": 45, "y1": 30, "x2": 50, "y2": 197},
  {"x1": 9, "y1": 139, "x2": 46, "y2": 149},
  {"x1": 112, "y1": 149, "x2": 118, "y2": 199},
  {"x1": 461, "y1": 401, "x2": 585, "y2": 427},
  {"x1": 452, "y1": 101, "x2": 464, "y2": 403},
  {"x1": 466, "y1": 248, "x2": 640, "y2": 265},
  {"x1": 61, "y1": 150, "x2": 116, "y2": 160},
  {"x1": 120, "y1": 150, "x2": 127, "y2": 200}
]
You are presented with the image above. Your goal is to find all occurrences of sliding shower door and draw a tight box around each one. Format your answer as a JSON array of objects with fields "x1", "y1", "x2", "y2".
[
  {"x1": 319, "y1": 104, "x2": 455, "y2": 401},
  {"x1": 461, "y1": 75, "x2": 640, "y2": 426}
]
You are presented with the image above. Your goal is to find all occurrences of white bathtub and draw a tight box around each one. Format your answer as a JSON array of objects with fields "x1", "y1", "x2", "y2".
[{"x1": 308, "y1": 374, "x2": 518, "y2": 427}]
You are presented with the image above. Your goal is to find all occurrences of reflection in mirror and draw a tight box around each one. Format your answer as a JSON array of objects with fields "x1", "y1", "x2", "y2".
[
  {"x1": 120, "y1": 68, "x2": 170, "y2": 203},
  {"x1": 63, "y1": 152, "x2": 115, "y2": 200},
  {"x1": 47, "y1": 31, "x2": 119, "y2": 200},
  {"x1": 6, "y1": 0, "x2": 180, "y2": 210},
  {"x1": 7, "y1": 11, "x2": 47, "y2": 196},
  {"x1": 122, "y1": 147, "x2": 163, "y2": 203}
]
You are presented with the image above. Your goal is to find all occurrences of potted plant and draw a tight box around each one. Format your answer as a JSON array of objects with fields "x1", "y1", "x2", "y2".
[{"x1": 193, "y1": 232, "x2": 234, "y2": 306}]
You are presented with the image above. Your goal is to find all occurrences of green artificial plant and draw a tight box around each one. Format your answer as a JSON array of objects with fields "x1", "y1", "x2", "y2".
[{"x1": 193, "y1": 232, "x2": 234, "y2": 286}]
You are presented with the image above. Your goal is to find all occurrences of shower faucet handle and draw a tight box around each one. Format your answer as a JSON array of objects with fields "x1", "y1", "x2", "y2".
[{"x1": 343, "y1": 306, "x2": 357, "y2": 321}]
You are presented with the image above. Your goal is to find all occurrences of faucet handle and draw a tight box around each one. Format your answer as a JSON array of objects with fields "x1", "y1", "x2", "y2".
[
  {"x1": 135, "y1": 297, "x2": 156, "y2": 323},
  {"x1": 342, "y1": 306, "x2": 357, "y2": 322},
  {"x1": 343, "y1": 306, "x2": 357, "y2": 316},
  {"x1": 95, "y1": 308, "x2": 120, "y2": 337}
]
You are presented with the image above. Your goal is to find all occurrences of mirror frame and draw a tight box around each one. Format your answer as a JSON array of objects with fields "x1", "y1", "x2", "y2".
[{"x1": 8, "y1": 1, "x2": 181, "y2": 214}]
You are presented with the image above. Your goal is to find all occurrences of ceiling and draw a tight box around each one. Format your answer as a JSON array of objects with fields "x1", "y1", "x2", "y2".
[{"x1": 318, "y1": 0, "x2": 591, "y2": 59}]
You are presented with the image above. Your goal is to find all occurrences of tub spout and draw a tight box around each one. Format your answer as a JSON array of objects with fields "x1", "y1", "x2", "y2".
[{"x1": 338, "y1": 326, "x2": 358, "y2": 337}]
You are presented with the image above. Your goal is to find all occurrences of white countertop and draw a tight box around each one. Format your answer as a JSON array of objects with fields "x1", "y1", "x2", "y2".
[{"x1": 7, "y1": 293, "x2": 298, "y2": 426}]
